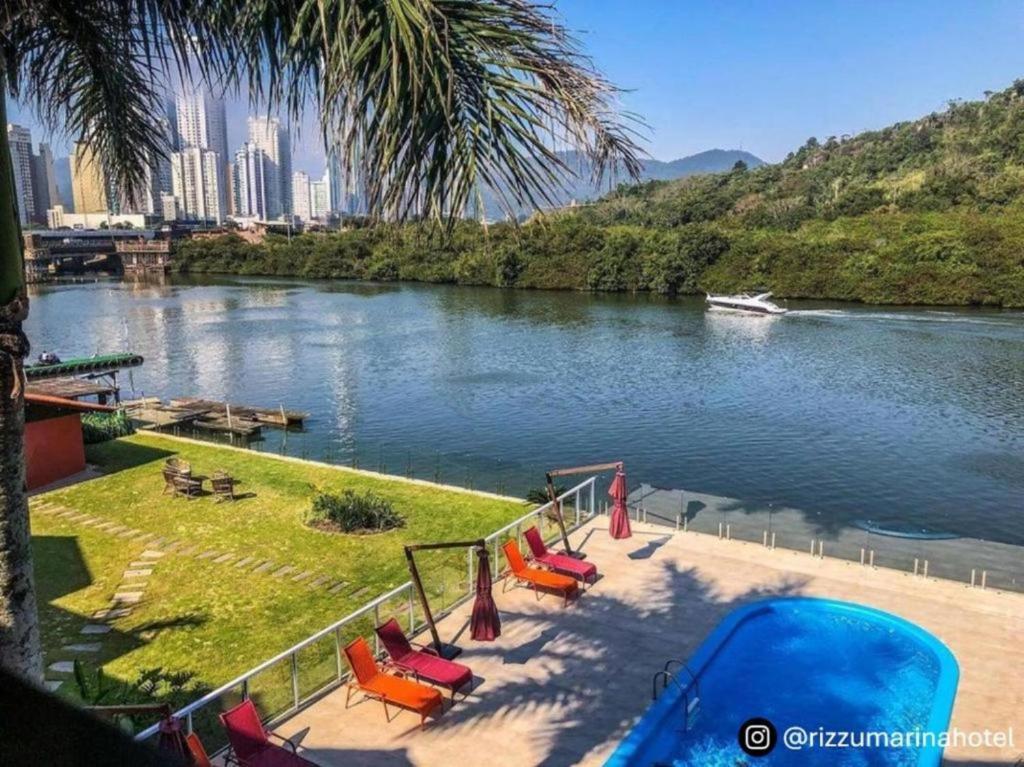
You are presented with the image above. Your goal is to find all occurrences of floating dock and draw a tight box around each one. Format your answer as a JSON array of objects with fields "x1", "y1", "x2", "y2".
[
  {"x1": 124, "y1": 396, "x2": 307, "y2": 439},
  {"x1": 168, "y1": 398, "x2": 307, "y2": 428}
]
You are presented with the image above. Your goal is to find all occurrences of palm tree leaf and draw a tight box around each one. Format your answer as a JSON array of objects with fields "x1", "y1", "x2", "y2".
[{"x1": 3, "y1": 0, "x2": 645, "y2": 221}]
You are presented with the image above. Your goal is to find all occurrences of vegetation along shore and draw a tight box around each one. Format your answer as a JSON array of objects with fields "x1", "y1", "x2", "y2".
[{"x1": 176, "y1": 83, "x2": 1024, "y2": 308}]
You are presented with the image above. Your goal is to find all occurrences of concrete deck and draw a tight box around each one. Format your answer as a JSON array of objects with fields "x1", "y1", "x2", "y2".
[{"x1": 275, "y1": 519, "x2": 1024, "y2": 766}]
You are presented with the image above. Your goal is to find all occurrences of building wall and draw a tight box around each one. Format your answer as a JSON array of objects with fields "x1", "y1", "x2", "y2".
[
  {"x1": 247, "y1": 116, "x2": 291, "y2": 219},
  {"x1": 25, "y1": 414, "x2": 85, "y2": 490},
  {"x1": 7, "y1": 124, "x2": 35, "y2": 225},
  {"x1": 71, "y1": 142, "x2": 108, "y2": 213},
  {"x1": 292, "y1": 171, "x2": 312, "y2": 221}
]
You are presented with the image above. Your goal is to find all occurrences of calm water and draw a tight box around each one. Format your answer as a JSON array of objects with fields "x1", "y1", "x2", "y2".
[{"x1": 27, "y1": 277, "x2": 1024, "y2": 544}]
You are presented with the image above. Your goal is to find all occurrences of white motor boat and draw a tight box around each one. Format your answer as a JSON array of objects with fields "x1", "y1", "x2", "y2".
[{"x1": 706, "y1": 291, "x2": 787, "y2": 315}]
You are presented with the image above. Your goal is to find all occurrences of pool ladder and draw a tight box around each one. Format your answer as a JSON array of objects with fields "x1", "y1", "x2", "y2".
[{"x1": 651, "y1": 659, "x2": 701, "y2": 732}]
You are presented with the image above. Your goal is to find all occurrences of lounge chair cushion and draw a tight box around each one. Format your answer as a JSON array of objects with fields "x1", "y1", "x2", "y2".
[
  {"x1": 399, "y1": 652, "x2": 473, "y2": 692},
  {"x1": 502, "y1": 541, "x2": 578, "y2": 595},
  {"x1": 362, "y1": 672, "x2": 445, "y2": 716},
  {"x1": 375, "y1": 618, "x2": 473, "y2": 693},
  {"x1": 524, "y1": 527, "x2": 597, "y2": 582},
  {"x1": 344, "y1": 638, "x2": 443, "y2": 718}
]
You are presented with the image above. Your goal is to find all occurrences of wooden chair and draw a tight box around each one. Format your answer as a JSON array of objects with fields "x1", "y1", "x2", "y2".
[
  {"x1": 162, "y1": 459, "x2": 202, "y2": 499},
  {"x1": 211, "y1": 471, "x2": 237, "y2": 502}
]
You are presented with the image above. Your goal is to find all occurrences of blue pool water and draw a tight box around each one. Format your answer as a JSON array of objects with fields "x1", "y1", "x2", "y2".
[{"x1": 608, "y1": 599, "x2": 958, "y2": 766}]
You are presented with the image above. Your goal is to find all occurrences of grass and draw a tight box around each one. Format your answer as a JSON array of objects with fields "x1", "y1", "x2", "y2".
[{"x1": 31, "y1": 432, "x2": 528, "y2": 713}]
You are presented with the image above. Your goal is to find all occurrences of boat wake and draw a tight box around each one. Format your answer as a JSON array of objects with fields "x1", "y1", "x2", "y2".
[{"x1": 787, "y1": 309, "x2": 1023, "y2": 327}]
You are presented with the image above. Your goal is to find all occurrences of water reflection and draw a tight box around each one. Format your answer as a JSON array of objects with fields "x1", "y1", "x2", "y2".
[{"x1": 24, "y1": 277, "x2": 1024, "y2": 545}]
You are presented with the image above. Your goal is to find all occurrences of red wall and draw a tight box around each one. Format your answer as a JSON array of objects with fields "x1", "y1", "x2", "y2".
[{"x1": 25, "y1": 414, "x2": 85, "y2": 491}]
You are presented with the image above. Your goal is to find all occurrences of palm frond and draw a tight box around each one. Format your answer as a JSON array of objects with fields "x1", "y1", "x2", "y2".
[{"x1": 2, "y1": 0, "x2": 645, "y2": 221}]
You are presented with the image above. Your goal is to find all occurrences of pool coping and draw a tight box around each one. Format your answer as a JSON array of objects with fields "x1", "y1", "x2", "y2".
[{"x1": 604, "y1": 596, "x2": 960, "y2": 766}]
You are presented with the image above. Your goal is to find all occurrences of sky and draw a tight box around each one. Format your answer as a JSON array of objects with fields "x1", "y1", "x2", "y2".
[{"x1": 8, "y1": 0, "x2": 1024, "y2": 172}]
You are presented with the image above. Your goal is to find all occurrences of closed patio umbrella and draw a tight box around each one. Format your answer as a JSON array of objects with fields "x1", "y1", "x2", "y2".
[
  {"x1": 608, "y1": 466, "x2": 632, "y2": 539},
  {"x1": 156, "y1": 712, "x2": 192, "y2": 765},
  {"x1": 470, "y1": 547, "x2": 501, "y2": 641}
]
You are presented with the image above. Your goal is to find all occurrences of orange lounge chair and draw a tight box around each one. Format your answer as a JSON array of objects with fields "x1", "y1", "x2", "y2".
[
  {"x1": 343, "y1": 637, "x2": 444, "y2": 727},
  {"x1": 502, "y1": 540, "x2": 579, "y2": 606}
]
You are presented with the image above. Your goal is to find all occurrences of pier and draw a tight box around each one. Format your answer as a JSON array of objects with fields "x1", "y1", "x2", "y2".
[{"x1": 124, "y1": 397, "x2": 308, "y2": 440}]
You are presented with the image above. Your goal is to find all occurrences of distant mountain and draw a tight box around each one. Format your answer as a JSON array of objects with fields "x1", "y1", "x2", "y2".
[
  {"x1": 638, "y1": 149, "x2": 766, "y2": 181},
  {"x1": 481, "y1": 148, "x2": 764, "y2": 219}
]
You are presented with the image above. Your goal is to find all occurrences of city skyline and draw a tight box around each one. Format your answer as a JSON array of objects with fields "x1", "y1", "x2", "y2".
[{"x1": 8, "y1": 0, "x2": 1024, "y2": 169}]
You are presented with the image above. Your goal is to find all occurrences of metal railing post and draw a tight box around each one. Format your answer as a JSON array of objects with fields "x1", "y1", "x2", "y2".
[
  {"x1": 334, "y1": 628, "x2": 343, "y2": 680},
  {"x1": 242, "y1": 679, "x2": 250, "y2": 701},
  {"x1": 407, "y1": 587, "x2": 415, "y2": 632},
  {"x1": 467, "y1": 548, "x2": 474, "y2": 591},
  {"x1": 575, "y1": 488, "x2": 581, "y2": 525},
  {"x1": 590, "y1": 481, "x2": 596, "y2": 520},
  {"x1": 290, "y1": 652, "x2": 300, "y2": 709},
  {"x1": 373, "y1": 606, "x2": 381, "y2": 654}
]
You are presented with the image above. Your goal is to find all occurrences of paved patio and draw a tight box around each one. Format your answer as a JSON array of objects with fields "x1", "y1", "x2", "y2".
[{"x1": 275, "y1": 518, "x2": 1024, "y2": 766}]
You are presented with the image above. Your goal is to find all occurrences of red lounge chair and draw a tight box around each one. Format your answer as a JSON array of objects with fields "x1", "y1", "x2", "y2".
[
  {"x1": 375, "y1": 618, "x2": 474, "y2": 702},
  {"x1": 524, "y1": 526, "x2": 598, "y2": 585},
  {"x1": 186, "y1": 733, "x2": 213, "y2": 767},
  {"x1": 219, "y1": 699, "x2": 314, "y2": 767},
  {"x1": 502, "y1": 540, "x2": 579, "y2": 606},
  {"x1": 344, "y1": 637, "x2": 444, "y2": 727}
]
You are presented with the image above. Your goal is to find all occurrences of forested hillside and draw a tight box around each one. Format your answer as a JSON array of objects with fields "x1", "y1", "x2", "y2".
[{"x1": 177, "y1": 83, "x2": 1024, "y2": 307}]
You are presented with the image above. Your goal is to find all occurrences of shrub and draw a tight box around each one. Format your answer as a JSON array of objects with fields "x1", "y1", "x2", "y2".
[
  {"x1": 306, "y1": 489, "x2": 405, "y2": 533},
  {"x1": 81, "y1": 410, "x2": 135, "y2": 444}
]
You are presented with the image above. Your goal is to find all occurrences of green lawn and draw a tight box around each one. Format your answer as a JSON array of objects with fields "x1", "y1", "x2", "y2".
[{"x1": 32, "y1": 432, "x2": 527, "y2": 706}]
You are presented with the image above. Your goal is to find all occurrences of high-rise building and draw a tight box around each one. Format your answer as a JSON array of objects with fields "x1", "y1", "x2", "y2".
[
  {"x1": 176, "y1": 90, "x2": 229, "y2": 213},
  {"x1": 70, "y1": 142, "x2": 108, "y2": 214},
  {"x1": 7, "y1": 124, "x2": 35, "y2": 225},
  {"x1": 29, "y1": 142, "x2": 59, "y2": 224},
  {"x1": 324, "y1": 147, "x2": 366, "y2": 215},
  {"x1": 171, "y1": 147, "x2": 224, "y2": 223},
  {"x1": 310, "y1": 176, "x2": 330, "y2": 221},
  {"x1": 233, "y1": 142, "x2": 268, "y2": 219},
  {"x1": 292, "y1": 171, "x2": 312, "y2": 222},
  {"x1": 247, "y1": 116, "x2": 291, "y2": 219}
]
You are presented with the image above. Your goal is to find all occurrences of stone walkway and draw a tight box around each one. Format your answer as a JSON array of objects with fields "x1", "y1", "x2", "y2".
[
  {"x1": 28, "y1": 497, "x2": 368, "y2": 598},
  {"x1": 29, "y1": 494, "x2": 376, "y2": 691}
]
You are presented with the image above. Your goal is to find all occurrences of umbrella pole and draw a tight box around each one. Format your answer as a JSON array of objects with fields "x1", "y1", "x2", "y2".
[
  {"x1": 403, "y1": 540, "x2": 483, "y2": 659},
  {"x1": 546, "y1": 474, "x2": 585, "y2": 559},
  {"x1": 404, "y1": 547, "x2": 446, "y2": 656}
]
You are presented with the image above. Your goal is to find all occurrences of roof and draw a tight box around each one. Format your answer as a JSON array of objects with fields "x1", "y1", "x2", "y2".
[
  {"x1": 26, "y1": 377, "x2": 117, "y2": 400},
  {"x1": 25, "y1": 393, "x2": 116, "y2": 413},
  {"x1": 26, "y1": 353, "x2": 144, "y2": 380}
]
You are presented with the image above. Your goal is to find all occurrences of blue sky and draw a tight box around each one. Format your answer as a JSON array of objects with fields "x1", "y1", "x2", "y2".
[{"x1": 9, "y1": 0, "x2": 1024, "y2": 171}]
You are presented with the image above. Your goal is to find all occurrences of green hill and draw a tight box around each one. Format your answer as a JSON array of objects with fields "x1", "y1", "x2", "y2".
[{"x1": 178, "y1": 83, "x2": 1024, "y2": 307}]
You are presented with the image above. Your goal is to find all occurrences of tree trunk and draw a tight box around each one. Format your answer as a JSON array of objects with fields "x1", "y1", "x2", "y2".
[{"x1": 0, "y1": 80, "x2": 42, "y2": 681}]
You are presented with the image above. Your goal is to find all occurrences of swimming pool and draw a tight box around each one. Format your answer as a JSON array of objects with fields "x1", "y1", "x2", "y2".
[{"x1": 607, "y1": 598, "x2": 958, "y2": 766}]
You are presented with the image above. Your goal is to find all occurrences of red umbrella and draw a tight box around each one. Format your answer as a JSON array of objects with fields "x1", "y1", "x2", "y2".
[
  {"x1": 608, "y1": 466, "x2": 632, "y2": 539},
  {"x1": 470, "y1": 547, "x2": 501, "y2": 641},
  {"x1": 156, "y1": 711, "x2": 194, "y2": 765}
]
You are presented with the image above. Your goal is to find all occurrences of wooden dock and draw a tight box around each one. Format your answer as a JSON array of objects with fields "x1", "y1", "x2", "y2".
[
  {"x1": 123, "y1": 396, "x2": 307, "y2": 439},
  {"x1": 168, "y1": 398, "x2": 307, "y2": 428}
]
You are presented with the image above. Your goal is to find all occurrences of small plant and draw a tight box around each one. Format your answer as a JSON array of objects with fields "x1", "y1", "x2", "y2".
[
  {"x1": 525, "y1": 486, "x2": 565, "y2": 506},
  {"x1": 71, "y1": 662, "x2": 203, "y2": 734},
  {"x1": 81, "y1": 410, "x2": 135, "y2": 444},
  {"x1": 306, "y1": 489, "x2": 405, "y2": 534}
]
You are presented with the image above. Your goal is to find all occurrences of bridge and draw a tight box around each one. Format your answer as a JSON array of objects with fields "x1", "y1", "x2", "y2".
[{"x1": 23, "y1": 230, "x2": 172, "y2": 282}]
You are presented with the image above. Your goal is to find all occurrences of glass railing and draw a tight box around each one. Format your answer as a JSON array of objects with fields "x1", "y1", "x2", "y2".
[
  {"x1": 627, "y1": 483, "x2": 1024, "y2": 595},
  {"x1": 133, "y1": 477, "x2": 600, "y2": 750}
]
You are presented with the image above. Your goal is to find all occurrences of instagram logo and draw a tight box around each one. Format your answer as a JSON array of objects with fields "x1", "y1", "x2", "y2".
[{"x1": 738, "y1": 717, "x2": 778, "y2": 757}]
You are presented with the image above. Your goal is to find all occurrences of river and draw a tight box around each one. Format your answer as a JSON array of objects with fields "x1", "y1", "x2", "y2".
[{"x1": 27, "y1": 276, "x2": 1024, "y2": 546}]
